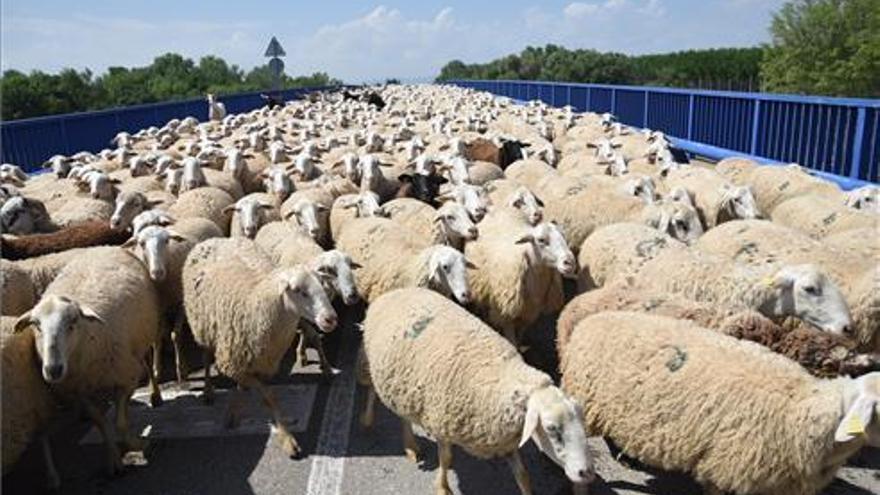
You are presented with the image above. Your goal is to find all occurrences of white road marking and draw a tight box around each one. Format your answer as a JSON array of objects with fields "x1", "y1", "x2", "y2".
[{"x1": 305, "y1": 336, "x2": 359, "y2": 495}]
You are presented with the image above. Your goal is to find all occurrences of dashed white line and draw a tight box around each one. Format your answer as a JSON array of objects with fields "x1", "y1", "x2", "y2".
[{"x1": 305, "y1": 334, "x2": 359, "y2": 495}]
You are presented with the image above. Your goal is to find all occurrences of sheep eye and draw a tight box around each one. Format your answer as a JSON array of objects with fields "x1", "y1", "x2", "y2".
[
  {"x1": 443, "y1": 264, "x2": 451, "y2": 272},
  {"x1": 537, "y1": 237, "x2": 548, "y2": 246},
  {"x1": 803, "y1": 285, "x2": 820, "y2": 296}
]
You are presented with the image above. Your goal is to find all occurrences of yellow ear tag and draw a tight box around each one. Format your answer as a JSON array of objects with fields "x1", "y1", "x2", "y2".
[
  {"x1": 845, "y1": 414, "x2": 866, "y2": 436},
  {"x1": 761, "y1": 276, "x2": 776, "y2": 288}
]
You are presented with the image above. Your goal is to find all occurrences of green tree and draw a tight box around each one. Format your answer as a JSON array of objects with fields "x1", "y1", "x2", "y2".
[{"x1": 761, "y1": 0, "x2": 880, "y2": 97}]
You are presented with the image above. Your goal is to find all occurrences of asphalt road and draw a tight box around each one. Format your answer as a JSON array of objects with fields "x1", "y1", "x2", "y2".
[{"x1": 3, "y1": 304, "x2": 879, "y2": 495}]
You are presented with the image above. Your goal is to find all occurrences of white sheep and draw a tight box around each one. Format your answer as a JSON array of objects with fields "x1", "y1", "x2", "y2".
[
  {"x1": 125, "y1": 218, "x2": 222, "y2": 382},
  {"x1": 363, "y1": 288, "x2": 594, "y2": 494},
  {"x1": 560, "y1": 311, "x2": 880, "y2": 495},
  {"x1": 225, "y1": 193, "x2": 281, "y2": 239},
  {"x1": 207, "y1": 93, "x2": 226, "y2": 122},
  {"x1": 382, "y1": 198, "x2": 477, "y2": 250},
  {"x1": 629, "y1": 245, "x2": 853, "y2": 334},
  {"x1": 182, "y1": 237, "x2": 336, "y2": 457},
  {"x1": 12, "y1": 247, "x2": 161, "y2": 473},
  {"x1": 465, "y1": 207, "x2": 574, "y2": 344},
  {"x1": 664, "y1": 166, "x2": 761, "y2": 229},
  {"x1": 167, "y1": 186, "x2": 235, "y2": 234},
  {"x1": 844, "y1": 185, "x2": 879, "y2": 213},
  {"x1": 335, "y1": 217, "x2": 473, "y2": 304},
  {"x1": 1, "y1": 317, "x2": 59, "y2": 490}
]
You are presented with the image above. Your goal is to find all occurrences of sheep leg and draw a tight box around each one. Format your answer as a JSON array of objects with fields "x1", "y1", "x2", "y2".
[
  {"x1": 506, "y1": 451, "x2": 533, "y2": 495},
  {"x1": 435, "y1": 440, "x2": 453, "y2": 495},
  {"x1": 401, "y1": 419, "x2": 421, "y2": 462},
  {"x1": 223, "y1": 384, "x2": 244, "y2": 430},
  {"x1": 81, "y1": 398, "x2": 124, "y2": 476},
  {"x1": 245, "y1": 377, "x2": 301, "y2": 458},
  {"x1": 306, "y1": 328, "x2": 333, "y2": 376},
  {"x1": 152, "y1": 338, "x2": 163, "y2": 382},
  {"x1": 171, "y1": 312, "x2": 188, "y2": 384},
  {"x1": 115, "y1": 388, "x2": 147, "y2": 452},
  {"x1": 360, "y1": 387, "x2": 376, "y2": 428},
  {"x1": 40, "y1": 435, "x2": 60, "y2": 491},
  {"x1": 146, "y1": 357, "x2": 163, "y2": 408},
  {"x1": 296, "y1": 328, "x2": 309, "y2": 367},
  {"x1": 202, "y1": 350, "x2": 215, "y2": 405}
]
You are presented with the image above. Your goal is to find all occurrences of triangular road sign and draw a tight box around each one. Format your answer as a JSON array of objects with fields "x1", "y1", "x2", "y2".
[{"x1": 264, "y1": 37, "x2": 286, "y2": 58}]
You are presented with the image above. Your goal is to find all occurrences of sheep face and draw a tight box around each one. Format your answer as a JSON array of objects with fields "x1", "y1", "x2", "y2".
[
  {"x1": 312, "y1": 250, "x2": 361, "y2": 305},
  {"x1": 835, "y1": 373, "x2": 880, "y2": 447},
  {"x1": 164, "y1": 168, "x2": 183, "y2": 195},
  {"x1": 14, "y1": 295, "x2": 103, "y2": 383},
  {"x1": 439, "y1": 157, "x2": 470, "y2": 185},
  {"x1": 128, "y1": 157, "x2": 152, "y2": 177},
  {"x1": 520, "y1": 387, "x2": 595, "y2": 486},
  {"x1": 719, "y1": 186, "x2": 761, "y2": 222},
  {"x1": 111, "y1": 192, "x2": 152, "y2": 230},
  {"x1": 440, "y1": 184, "x2": 489, "y2": 222},
  {"x1": 341, "y1": 154, "x2": 361, "y2": 184},
  {"x1": 765, "y1": 265, "x2": 852, "y2": 335},
  {"x1": 223, "y1": 149, "x2": 246, "y2": 181},
  {"x1": 508, "y1": 187, "x2": 544, "y2": 225},
  {"x1": 81, "y1": 172, "x2": 119, "y2": 200},
  {"x1": 181, "y1": 158, "x2": 206, "y2": 191},
  {"x1": 648, "y1": 201, "x2": 703, "y2": 245},
  {"x1": 435, "y1": 202, "x2": 478, "y2": 243},
  {"x1": 286, "y1": 199, "x2": 328, "y2": 240},
  {"x1": 427, "y1": 246, "x2": 473, "y2": 305},
  {"x1": 131, "y1": 209, "x2": 175, "y2": 236},
  {"x1": 0, "y1": 196, "x2": 51, "y2": 235},
  {"x1": 126, "y1": 226, "x2": 185, "y2": 281},
  {"x1": 263, "y1": 168, "x2": 293, "y2": 201},
  {"x1": 229, "y1": 198, "x2": 274, "y2": 239},
  {"x1": 516, "y1": 222, "x2": 576, "y2": 277},
  {"x1": 277, "y1": 268, "x2": 338, "y2": 333},
  {"x1": 845, "y1": 186, "x2": 880, "y2": 213},
  {"x1": 345, "y1": 191, "x2": 386, "y2": 218},
  {"x1": 623, "y1": 177, "x2": 657, "y2": 204}
]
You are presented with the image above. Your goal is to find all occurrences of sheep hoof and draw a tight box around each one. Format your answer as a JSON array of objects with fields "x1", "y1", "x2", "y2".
[
  {"x1": 276, "y1": 433, "x2": 302, "y2": 458},
  {"x1": 405, "y1": 447, "x2": 421, "y2": 463},
  {"x1": 359, "y1": 411, "x2": 374, "y2": 429},
  {"x1": 106, "y1": 456, "x2": 125, "y2": 477},
  {"x1": 123, "y1": 436, "x2": 149, "y2": 453},
  {"x1": 149, "y1": 391, "x2": 164, "y2": 408}
]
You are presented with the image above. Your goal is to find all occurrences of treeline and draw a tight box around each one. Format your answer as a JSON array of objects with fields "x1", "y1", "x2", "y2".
[
  {"x1": 0, "y1": 53, "x2": 342, "y2": 121},
  {"x1": 437, "y1": 45, "x2": 763, "y2": 91},
  {"x1": 438, "y1": 0, "x2": 879, "y2": 98}
]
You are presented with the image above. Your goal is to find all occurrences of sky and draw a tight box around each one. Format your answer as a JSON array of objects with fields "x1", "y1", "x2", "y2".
[{"x1": 1, "y1": 0, "x2": 787, "y2": 83}]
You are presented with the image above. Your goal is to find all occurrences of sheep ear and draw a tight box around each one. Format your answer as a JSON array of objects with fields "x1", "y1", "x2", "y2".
[
  {"x1": 79, "y1": 305, "x2": 103, "y2": 323},
  {"x1": 534, "y1": 195, "x2": 545, "y2": 207},
  {"x1": 222, "y1": 205, "x2": 238, "y2": 214},
  {"x1": 464, "y1": 259, "x2": 478, "y2": 270},
  {"x1": 259, "y1": 203, "x2": 275, "y2": 210},
  {"x1": 519, "y1": 395, "x2": 541, "y2": 448},
  {"x1": 349, "y1": 261, "x2": 363, "y2": 270},
  {"x1": 146, "y1": 199, "x2": 165, "y2": 208},
  {"x1": 315, "y1": 204, "x2": 329, "y2": 212},
  {"x1": 515, "y1": 234, "x2": 534, "y2": 245},
  {"x1": 121, "y1": 236, "x2": 138, "y2": 248},
  {"x1": 835, "y1": 396, "x2": 876, "y2": 443},
  {"x1": 13, "y1": 312, "x2": 33, "y2": 333},
  {"x1": 168, "y1": 231, "x2": 187, "y2": 242}
]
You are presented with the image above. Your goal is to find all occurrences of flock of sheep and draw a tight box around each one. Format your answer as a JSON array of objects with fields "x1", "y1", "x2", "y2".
[{"x1": 1, "y1": 84, "x2": 878, "y2": 495}]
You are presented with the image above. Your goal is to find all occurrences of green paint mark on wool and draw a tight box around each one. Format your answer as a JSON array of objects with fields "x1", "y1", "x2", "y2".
[
  {"x1": 405, "y1": 314, "x2": 434, "y2": 339},
  {"x1": 662, "y1": 345, "x2": 688, "y2": 372}
]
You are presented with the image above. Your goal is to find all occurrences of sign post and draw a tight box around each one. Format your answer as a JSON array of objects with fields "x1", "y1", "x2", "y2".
[{"x1": 264, "y1": 36, "x2": 286, "y2": 92}]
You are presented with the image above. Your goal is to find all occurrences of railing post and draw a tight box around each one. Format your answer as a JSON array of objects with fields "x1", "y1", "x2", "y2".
[
  {"x1": 849, "y1": 107, "x2": 867, "y2": 180},
  {"x1": 611, "y1": 89, "x2": 617, "y2": 114},
  {"x1": 687, "y1": 94, "x2": 695, "y2": 140},
  {"x1": 586, "y1": 87, "x2": 592, "y2": 112},
  {"x1": 566, "y1": 85, "x2": 572, "y2": 107},
  {"x1": 551, "y1": 84, "x2": 556, "y2": 106},
  {"x1": 750, "y1": 100, "x2": 762, "y2": 155},
  {"x1": 59, "y1": 117, "x2": 70, "y2": 154},
  {"x1": 642, "y1": 90, "x2": 649, "y2": 128}
]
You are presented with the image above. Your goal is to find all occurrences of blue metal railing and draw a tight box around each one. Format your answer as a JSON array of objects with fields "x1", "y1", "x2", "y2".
[
  {"x1": 0, "y1": 86, "x2": 342, "y2": 172},
  {"x1": 448, "y1": 79, "x2": 879, "y2": 188}
]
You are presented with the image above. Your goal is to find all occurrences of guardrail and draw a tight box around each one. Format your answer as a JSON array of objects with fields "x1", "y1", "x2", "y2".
[
  {"x1": 0, "y1": 86, "x2": 343, "y2": 172},
  {"x1": 448, "y1": 79, "x2": 879, "y2": 188}
]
